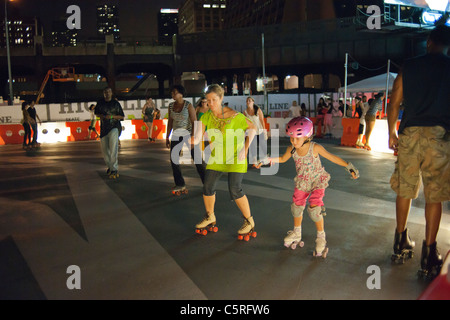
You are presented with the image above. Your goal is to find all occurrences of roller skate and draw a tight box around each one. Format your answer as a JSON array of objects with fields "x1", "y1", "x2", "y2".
[
  {"x1": 391, "y1": 228, "x2": 415, "y2": 264},
  {"x1": 109, "y1": 171, "x2": 119, "y2": 179},
  {"x1": 284, "y1": 228, "x2": 304, "y2": 250},
  {"x1": 237, "y1": 216, "x2": 257, "y2": 241},
  {"x1": 195, "y1": 213, "x2": 217, "y2": 236},
  {"x1": 313, "y1": 232, "x2": 328, "y2": 258},
  {"x1": 355, "y1": 142, "x2": 365, "y2": 149},
  {"x1": 418, "y1": 241, "x2": 443, "y2": 280},
  {"x1": 31, "y1": 142, "x2": 41, "y2": 149},
  {"x1": 172, "y1": 185, "x2": 188, "y2": 196}
]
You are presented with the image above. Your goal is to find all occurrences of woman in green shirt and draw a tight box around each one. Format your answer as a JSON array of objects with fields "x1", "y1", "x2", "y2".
[{"x1": 193, "y1": 84, "x2": 258, "y2": 240}]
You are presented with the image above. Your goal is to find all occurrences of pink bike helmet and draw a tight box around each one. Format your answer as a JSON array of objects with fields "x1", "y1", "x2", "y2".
[{"x1": 286, "y1": 116, "x2": 314, "y2": 138}]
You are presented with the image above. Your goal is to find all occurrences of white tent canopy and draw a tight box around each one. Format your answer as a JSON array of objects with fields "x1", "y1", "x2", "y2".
[{"x1": 338, "y1": 72, "x2": 398, "y2": 93}]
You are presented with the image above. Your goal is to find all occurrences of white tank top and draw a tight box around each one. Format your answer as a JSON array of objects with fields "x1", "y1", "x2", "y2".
[
  {"x1": 244, "y1": 109, "x2": 264, "y2": 135},
  {"x1": 169, "y1": 100, "x2": 192, "y2": 135}
]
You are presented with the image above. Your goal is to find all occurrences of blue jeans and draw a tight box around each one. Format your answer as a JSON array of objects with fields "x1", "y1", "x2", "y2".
[
  {"x1": 101, "y1": 128, "x2": 119, "y2": 172},
  {"x1": 203, "y1": 169, "x2": 245, "y2": 201}
]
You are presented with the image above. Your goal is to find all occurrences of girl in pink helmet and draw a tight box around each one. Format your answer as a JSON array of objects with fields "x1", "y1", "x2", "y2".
[{"x1": 258, "y1": 116, "x2": 359, "y2": 257}]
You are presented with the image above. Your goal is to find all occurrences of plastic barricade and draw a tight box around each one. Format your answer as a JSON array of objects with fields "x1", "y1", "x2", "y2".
[
  {"x1": 340, "y1": 118, "x2": 360, "y2": 147},
  {"x1": 309, "y1": 117, "x2": 323, "y2": 138},
  {"x1": 132, "y1": 119, "x2": 148, "y2": 140},
  {"x1": 0, "y1": 124, "x2": 25, "y2": 145},
  {"x1": 0, "y1": 119, "x2": 168, "y2": 145},
  {"x1": 152, "y1": 119, "x2": 166, "y2": 140},
  {"x1": 66, "y1": 121, "x2": 96, "y2": 141}
]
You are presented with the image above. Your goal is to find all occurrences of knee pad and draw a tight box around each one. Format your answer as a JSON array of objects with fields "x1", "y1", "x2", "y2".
[
  {"x1": 307, "y1": 206, "x2": 323, "y2": 222},
  {"x1": 291, "y1": 203, "x2": 305, "y2": 218}
]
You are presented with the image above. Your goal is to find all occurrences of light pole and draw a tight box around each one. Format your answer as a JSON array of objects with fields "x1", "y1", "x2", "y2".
[{"x1": 4, "y1": 0, "x2": 13, "y2": 105}]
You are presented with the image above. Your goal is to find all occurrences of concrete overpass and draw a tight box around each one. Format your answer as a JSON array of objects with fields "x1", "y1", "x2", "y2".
[{"x1": 0, "y1": 17, "x2": 428, "y2": 101}]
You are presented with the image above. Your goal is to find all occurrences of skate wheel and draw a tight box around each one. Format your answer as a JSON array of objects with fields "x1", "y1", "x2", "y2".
[
  {"x1": 244, "y1": 235, "x2": 250, "y2": 242},
  {"x1": 184, "y1": 189, "x2": 189, "y2": 194},
  {"x1": 212, "y1": 226, "x2": 218, "y2": 233},
  {"x1": 251, "y1": 231, "x2": 257, "y2": 238},
  {"x1": 195, "y1": 229, "x2": 201, "y2": 234},
  {"x1": 299, "y1": 241, "x2": 304, "y2": 248},
  {"x1": 238, "y1": 235, "x2": 244, "y2": 241},
  {"x1": 291, "y1": 243, "x2": 297, "y2": 250},
  {"x1": 176, "y1": 191, "x2": 181, "y2": 196}
]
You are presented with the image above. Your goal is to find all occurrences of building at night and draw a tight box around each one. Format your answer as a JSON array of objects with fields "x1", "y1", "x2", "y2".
[
  {"x1": 51, "y1": 19, "x2": 78, "y2": 47},
  {"x1": 0, "y1": 18, "x2": 38, "y2": 48},
  {"x1": 96, "y1": 4, "x2": 120, "y2": 40},
  {"x1": 158, "y1": 8, "x2": 179, "y2": 45},
  {"x1": 178, "y1": 0, "x2": 227, "y2": 34}
]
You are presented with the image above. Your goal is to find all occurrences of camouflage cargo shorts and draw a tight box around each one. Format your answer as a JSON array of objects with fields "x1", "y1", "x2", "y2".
[{"x1": 390, "y1": 126, "x2": 450, "y2": 203}]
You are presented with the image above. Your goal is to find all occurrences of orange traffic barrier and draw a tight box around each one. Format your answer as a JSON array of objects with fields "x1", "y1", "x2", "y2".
[
  {"x1": 309, "y1": 117, "x2": 323, "y2": 138},
  {"x1": 340, "y1": 118, "x2": 360, "y2": 147},
  {"x1": 0, "y1": 124, "x2": 26, "y2": 145},
  {"x1": 132, "y1": 119, "x2": 148, "y2": 140},
  {"x1": 152, "y1": 119, "x2": 166, "y2": 140},
  {"x1": 66, "y1": 121, "x2": 100, "y2": 141}
]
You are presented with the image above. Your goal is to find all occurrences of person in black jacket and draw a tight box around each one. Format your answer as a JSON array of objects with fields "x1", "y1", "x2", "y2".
[{"x1": 94, "y1": 87, "x2": 125, "y2": 179}]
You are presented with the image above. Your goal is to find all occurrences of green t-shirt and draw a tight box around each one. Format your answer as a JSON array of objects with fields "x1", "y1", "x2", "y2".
[{"x1": 201, "y1": 110, "x2": 249, "y2": 173}]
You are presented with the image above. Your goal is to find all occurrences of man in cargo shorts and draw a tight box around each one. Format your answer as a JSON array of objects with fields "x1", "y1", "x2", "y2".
[{"x1": 387, "y1": 25, "x2": 450, "y2": 279}]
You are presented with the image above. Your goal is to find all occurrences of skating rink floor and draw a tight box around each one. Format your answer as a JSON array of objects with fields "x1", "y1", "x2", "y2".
[{"x1": 0, "y1": 138, "x2": 449, "y2": 302}]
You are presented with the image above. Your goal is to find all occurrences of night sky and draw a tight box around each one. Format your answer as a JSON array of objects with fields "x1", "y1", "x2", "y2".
[{"x1": 9, "y1": 0, "x2": 183, "y2": 40}]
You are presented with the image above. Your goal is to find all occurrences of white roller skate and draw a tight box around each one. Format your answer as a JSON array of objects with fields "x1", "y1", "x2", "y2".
[
  {"x1": 284, "y1": 228, "x2": 304, "y2": 250},
  {"x1": 195, "y1": 213, "x2": 217, "y2": 236},
  {"x1": 313, "y1": 232, "x2": 328, "y2": 258},
  {"x1": 238, "y1": 216, "x2": 257, "y2": 241}
]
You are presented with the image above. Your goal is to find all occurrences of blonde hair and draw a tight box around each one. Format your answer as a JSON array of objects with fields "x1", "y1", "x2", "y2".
[{"x1": 205, "y1": 84, "x2": 224, "y2": 99}]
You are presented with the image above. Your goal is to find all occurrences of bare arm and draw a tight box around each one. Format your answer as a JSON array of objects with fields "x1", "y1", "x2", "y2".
[
  {"x1": 166, "y1": 108, "x2": 173, "y2": 149},
  {"x1": 188, "y1": 104, "x2": 197, "y2": 135},
  {"x1": 387, "y1": 72, "x2": 403, "y2": 152},
  {"x1": 315, "y1": 144, "x2": 349, "y2": 167},
  {"x1": 258, "y1": 108, "x2": 265, "y2": 131},
  {"x1": 270, "y1": 146, "x2": 293, "y2": 164},
  {"x1": 315, "y1": 144, "x2": 359, "y2": 179}
]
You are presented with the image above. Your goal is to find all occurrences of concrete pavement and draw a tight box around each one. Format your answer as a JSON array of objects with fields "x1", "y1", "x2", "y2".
[{"x1": 0, "y1": 138, "x2": 448, "y2": 300}]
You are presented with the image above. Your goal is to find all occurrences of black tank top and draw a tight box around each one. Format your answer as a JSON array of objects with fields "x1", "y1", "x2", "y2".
[{"x1": 399, "y1": 53, "x2": 450, "y2": 133}]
